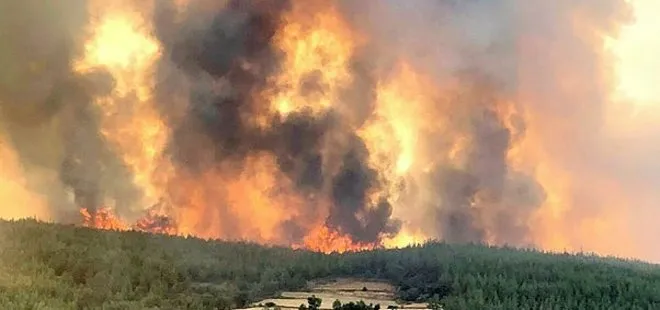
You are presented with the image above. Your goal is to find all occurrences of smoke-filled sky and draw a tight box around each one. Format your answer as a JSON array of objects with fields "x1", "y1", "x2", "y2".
[{"x1": 1, "y1": 0, "x2": 659, "y2": 260}]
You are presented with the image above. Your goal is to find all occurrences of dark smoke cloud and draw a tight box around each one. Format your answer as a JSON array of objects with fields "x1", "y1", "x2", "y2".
[{"x1": 329, "y1": 137, "x2": 399, "y2": 243}]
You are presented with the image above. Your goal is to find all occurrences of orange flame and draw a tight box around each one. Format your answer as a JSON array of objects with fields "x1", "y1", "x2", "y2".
[
  {"x1": 301, "y1": 226, "x2": 377, "y2": 254},
  {"x1": 80, "y1": 207, "x2": 128, "y2": 231},
  {"x1": 80, "y1": 206, "x2": 178, "y2": 235}
]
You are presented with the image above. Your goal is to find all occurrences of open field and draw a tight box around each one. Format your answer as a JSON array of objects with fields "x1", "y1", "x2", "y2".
[{"x1": 248, "y1": 279, "x2": 429, "y2": 310}]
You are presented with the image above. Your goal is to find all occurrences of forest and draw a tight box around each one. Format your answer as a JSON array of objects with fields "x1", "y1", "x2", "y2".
[{"x1": 0, "y1": 219, "x2": 659, "y2": 309}]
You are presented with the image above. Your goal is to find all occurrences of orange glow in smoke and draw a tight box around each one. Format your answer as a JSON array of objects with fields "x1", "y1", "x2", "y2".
[
  {"x1": 266, "y1": 1, "x2": 358, "y2": 118},
  {"x1": 511, "y1": 0, "x2": 649, "y2": 258},
  {"x1": 358, "y1": 62, "x2": 442, "y2": 241},
  {"x1": 135, "y1": 207, "x2": 178, "y2": 235},
  {"x1": 171, "y1": 153, "x2": 309, "y2": 244},
  {"x1": 383, "y1": 228, "x2": 427, "y2": 249},
  {"x1": 75, "y1": 0, "x2": 174, "y2": 218},
  {"x1": 0, "y1": 134, "x2": 49, "y2": 221}
]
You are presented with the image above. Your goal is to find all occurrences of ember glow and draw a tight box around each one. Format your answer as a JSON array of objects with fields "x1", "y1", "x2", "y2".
[{"x1": 3, "y1": 0, "x2": 660, "y2": 258}]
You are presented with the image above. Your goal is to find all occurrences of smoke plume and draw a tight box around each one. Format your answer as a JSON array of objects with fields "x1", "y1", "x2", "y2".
[{"x1": 2, "y1": 0, "x2": 660, "y2": 260}]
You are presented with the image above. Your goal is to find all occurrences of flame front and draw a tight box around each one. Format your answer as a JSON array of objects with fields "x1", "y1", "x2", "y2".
[
  {"x1": 302, "y1": 226, "x2": 376, "y2": 254},
  {"x1": 80, "y1": 207, "x2": 127, "y2": 231}
]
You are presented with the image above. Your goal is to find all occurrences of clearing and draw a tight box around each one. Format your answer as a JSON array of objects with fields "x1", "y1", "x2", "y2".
[{"x1": 243, "y1": 278, "x2": 430, "y2": 310}]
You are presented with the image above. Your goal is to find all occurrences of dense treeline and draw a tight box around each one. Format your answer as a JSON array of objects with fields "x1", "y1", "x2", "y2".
[{"x1": 0, "y1": 219, "x2": 659, "y2": 309}]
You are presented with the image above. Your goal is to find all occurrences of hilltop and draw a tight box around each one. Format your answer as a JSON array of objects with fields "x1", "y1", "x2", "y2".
[{"x1": 0, "y1": 219, "x2": 658, "y2": 309}]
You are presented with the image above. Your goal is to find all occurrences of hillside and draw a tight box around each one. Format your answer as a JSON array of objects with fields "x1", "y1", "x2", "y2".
[{"x1": 0, "y1": 220, "x2": 659, "y2": 309}]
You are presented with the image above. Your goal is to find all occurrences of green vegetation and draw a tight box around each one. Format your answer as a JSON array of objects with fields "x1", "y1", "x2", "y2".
[
  {"x1": 330, "y1": 298, "x2": 381, "y2": 310},
  {"x1": 0, "y1": 219, "x2": 659, "y2": 309}
]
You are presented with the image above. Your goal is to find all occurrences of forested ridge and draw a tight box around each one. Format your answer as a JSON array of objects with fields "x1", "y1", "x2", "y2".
[{"x1": 0, "y1": 219, "x2": 658, "y2": 309}]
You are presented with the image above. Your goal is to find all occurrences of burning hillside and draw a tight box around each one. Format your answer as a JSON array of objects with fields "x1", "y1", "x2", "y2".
[{"x1": 1, "y1": 0, "x2": 659, "y2": 257}]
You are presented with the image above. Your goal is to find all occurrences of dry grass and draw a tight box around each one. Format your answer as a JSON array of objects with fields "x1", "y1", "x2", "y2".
[{"x1": 246, "y1": 278, "x2": 429, "y2": 310}]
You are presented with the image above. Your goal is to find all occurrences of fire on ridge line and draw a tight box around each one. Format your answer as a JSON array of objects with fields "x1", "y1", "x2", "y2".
[{"x1": 3, "y1": 0, "x2": 659, "y2": 259}]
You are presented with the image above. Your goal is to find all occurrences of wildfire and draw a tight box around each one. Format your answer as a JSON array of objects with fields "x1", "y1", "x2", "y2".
[
  {"x1": 135, "y1": 204, "x2": 178, "y2": 235},
  {"x1": 80, "y1": 206, "x2": 177, "y2": 235},
  {"x1": 171, "y1": 154, "x2": 308, "y2": 244},
  {"x1": 302, "y1": 226, "x2": 377, "y2": 254},
  {"x1": 80, "y1": 207, "x2": 128, "y2": 231},
  {"x1": 7, "y1": 0, "x2": 660, "y2": 260}
]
